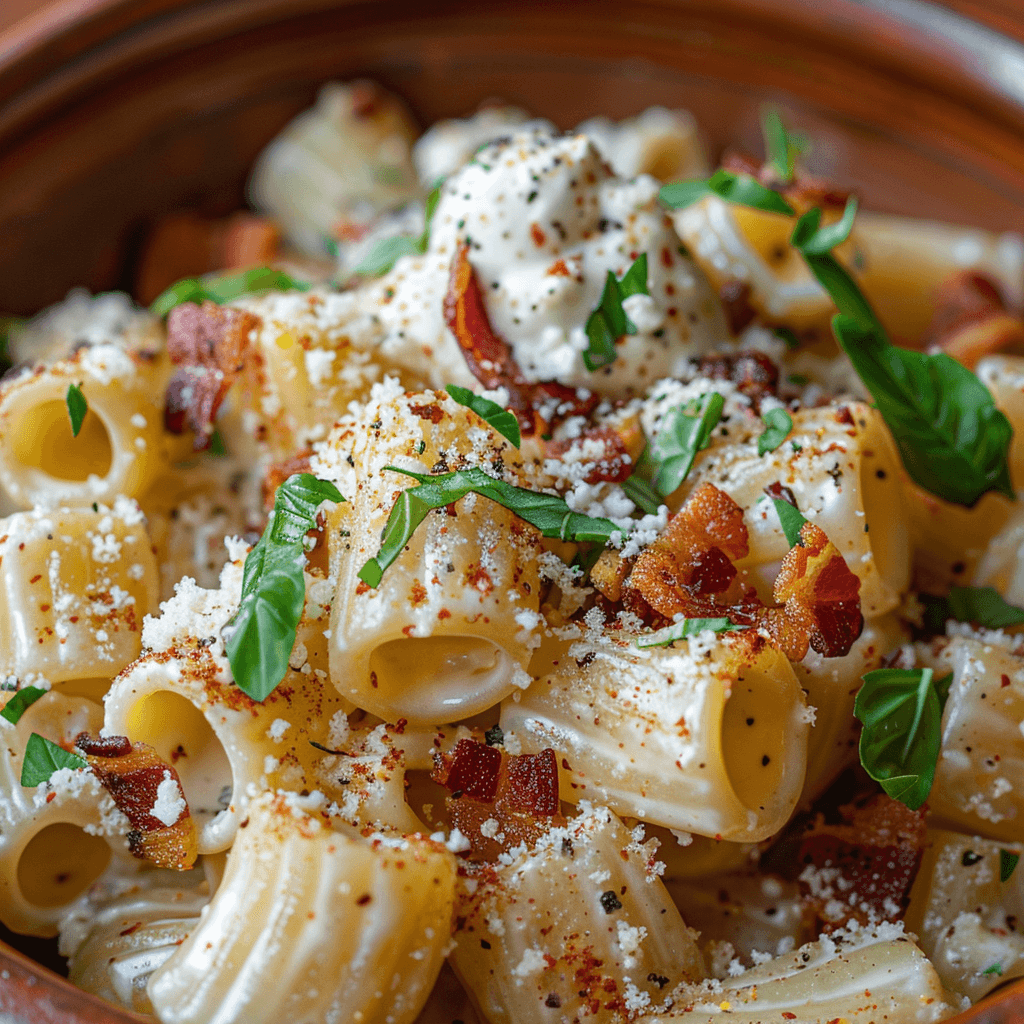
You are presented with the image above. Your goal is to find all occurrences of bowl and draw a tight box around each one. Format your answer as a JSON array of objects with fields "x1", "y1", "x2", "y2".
[{"x1": 0, "y1": 0, "x2": 1023, "y2": 1021}]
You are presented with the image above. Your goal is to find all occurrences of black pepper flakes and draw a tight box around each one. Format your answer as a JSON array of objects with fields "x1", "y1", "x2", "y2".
[{"x1": 600, "y1": 890, "x2": 622, "y2": 913}]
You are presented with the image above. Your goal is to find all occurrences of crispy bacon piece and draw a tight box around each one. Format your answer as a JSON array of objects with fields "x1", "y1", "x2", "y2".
[
  {"x1": 697, "y1": 351, "x2": 779, "y2": 411},
  {"x1": 444, "y1": 243, "x2": 597, "y2": 435},
  {"x1": 622, "y1": 483, "x2": 863, "y2": 658},
  {"x1": 262, "y1": 449, "x2": 313, "y2": 511},
  {"x1": 926, "y1": 270, "x2": 1024, "y2": 369},
  {"x1": 75, "y1": 733, "x2": 198, "y2": 871},
  {"x1": 432, "y1": 738, "x2": 564, "y2": 861},
  {"x1": 544, "y1": 427, "x2": 634, "y2": 484},
  {"x1": 798, "y1": 794, "x2": 927, "y2": 930},
  {"x1": 718, "y1": 279, "x2": 757, "y2": 335},
  {"x1": 165, "y1": 300, "x2": 259, "y2": 450}
]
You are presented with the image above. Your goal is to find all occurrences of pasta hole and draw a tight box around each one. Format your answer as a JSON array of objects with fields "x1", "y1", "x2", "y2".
[
  {"x1": 9, "y1": 399, "x2": 112, "y2": 482},
  {"x1": 53, "y1": 677, "x2": 112, "y2": 702},
  {"x1": 17, "y1": 823, "x2": 110, "y2": 907},
  {"x1": 368, "y1": 636, "x2": 512, "y2": 722},
  {"x1": 126, "y1": 691, "x2": 231, "y2": 829},
  {"x1": 721, "y1": 673, "x2": 789, "y2": 814},
  {"x1": 860, "y1": 451, "x2": 908, "y2": 596}
]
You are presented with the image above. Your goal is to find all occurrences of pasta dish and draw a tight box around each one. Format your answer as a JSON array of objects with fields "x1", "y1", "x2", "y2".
[{"x1": 0, "y1": 81, "x2": 1021, "y2": 1024}]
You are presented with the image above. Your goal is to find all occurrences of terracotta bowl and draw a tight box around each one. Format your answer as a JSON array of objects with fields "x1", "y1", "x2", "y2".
[{"x1": 0, "y1": 0, "x2": 1023, "y2": 1020}]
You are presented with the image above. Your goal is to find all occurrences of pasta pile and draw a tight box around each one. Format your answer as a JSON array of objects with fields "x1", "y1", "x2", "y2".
[{"x1": 1, "y1": 82, "x2": 1023, "y2": 1024}]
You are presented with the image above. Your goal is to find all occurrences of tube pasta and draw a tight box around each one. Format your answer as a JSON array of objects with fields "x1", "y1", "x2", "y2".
[
  {"x1": 0, "y1": 502, "x2": 158, "y2": 692},
  {"x1": 500, "y1": 629, "x2": 809, "y2": 842},
  {"x1": 0, "y1": 690, "x2": 129, "y2": 935},
  {"x1": 905, "y1": 829, "x2": 1024, "y2": 1002},
  {"x1": 314, "y1": 384, "x2": 543, "y2": 724},
  {"x1": 147, "y1": 790, "x2": 456, "y2": 1024},
  {"x1": 0, "y1": 340, "x2": 175, "y2": 509},
  {"x1": 974, "y1": 502, "x2": 1024, "y2": 606},
  {"x1": 915, "y1": 634, "x2": 1024, "y2": 843},
  {"x1": 680, "y1": 402, "x2": 910, "y2": 618},
  {"x1": 105, "y1": 556, "x2": 351, "y2": 853},
  {"x1": 450, "y1": 804, "x2": 705, "y2": 1023},
  {"x1": 655, "y1": 930, "x2": 953, "y2": 1023}
]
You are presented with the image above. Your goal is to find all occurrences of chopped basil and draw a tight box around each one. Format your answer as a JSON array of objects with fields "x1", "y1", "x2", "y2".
[
  {"x1": 20, "y1": 733, "x2": 88, "y2": 787},
  {"x1": 1000, "y1": 848, "x2": 1020, "y2": 883},
  {"x1": 758, "y1": 408, "x2": 793, "y2": 456},
  {"x1": 582, "y1": 253, "x2": 650, "y2": 371},
  {"x1": 0, "y1": 686, "x2": 47, "y2": 726},
  {"x1": 358, "y1": 466, "x2": 620, "y2": 588},
  {"x1": 636, "y1": 617, "x2": 746, "y2": 648},
  {"x1": 621, "y1": 471, "x2": 662, "y2": 515},
  {"x1": 659, "y1": 168, "x2": 794, "y2": 216},
  {"x1": 446, "y1": 385, "x2": 520, "y2": 448},
  {"x1": 920, "y1": 585, "x2": 1024, "y2": 634},
  {"x1": 854, "y1": 667, "x2": 953, "y2": 811},
  {"x1": 774, "y1": 326, "x2": 801, "y2": 351},
  {"x1": 983, "y1": 963, "x2": 1003, "y2": 977},
  {"x1": 649, "y1": 392, "x2": 725, "y2": 497},
  {"x1": 771, "y1": 495, "x2": 808, "y2": 548},
  {"x1": 351, "y1": 181, "x2": 443, "y2": 278},
  {"x1": 151, "y1": 267, "x2": 311, "y2": 318},
  {"x1": 790, "y1": 202, "x2": 1014, "y2": 507},
  {"x1": 761, "y1": 107, "x2": 808, "y2": 184},
  {"x1": 65, "y1": 384, "x2": 87, "y2": 438},
  {"x1": 225, "y1": 474, "x2": 344, "y2": 702},
  {"x1": 209, "y1": 428, "x2": 229, "y2": 457}
]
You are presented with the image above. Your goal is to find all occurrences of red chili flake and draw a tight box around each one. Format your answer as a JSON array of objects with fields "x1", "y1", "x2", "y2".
[
  {"x1": 410, "y1": 403, "x2": 444, "y2": 423},
  {"x1": 1002, "y1": 674, "x2": 1011, "y2": 687},
  {"x1": 530, "y1": 223, "x2": 547, "y2": 247},
  {"x1": 835, "y1": 405, "x2": 855, "y2": 426}
]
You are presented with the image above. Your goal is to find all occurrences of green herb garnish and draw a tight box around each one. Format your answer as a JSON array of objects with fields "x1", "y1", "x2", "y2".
[
  {"x1": 352, "y1": 181, "x2": 443, "y2": 278},
  {"x1": 649, "y1": 392, "x2": 725, "y2": 497},
  {"x1": 636, "y1": 617, "x2": 746, "y2": 648},
  {"x1": 358, "y1": 467, "x2": 620, "y2": 588},
  {"x1": 659, "y1": 168, "x2": 795, "y2": 216},
  {"x1": 209, "y1": 428, "x2": 228, "y2": 457},
  {"x1": 758, "y1": 408, "x2": 793, "y2": 456},
  {"x1": 151, "y1": 267, "x2": 312, "y2": 318},
  {"x1": 761, "y1": 107, "x2": 808, "y2": 184},
  {"x1": 446, "y1": 385, "x2": 520, "y2": 448},
  {"x1": 920, "y1": 585, "x2": 1024, "y2": 634},
  {"x1": 1, "y1": 686, "x2": 47, "y2": 726},
  {"x1": 621, "y1": 471, "x2": 662, "y2": 515},
  {"x1": 583, "y1": 253, "x2": 650, "y2": 371},
  {"x1": 226, "y1": 474, "x2": 344, "y2": 702},
  {"x1": 982, "y1": 964, "x2": 1003, "y2": 977},
  {"x1": 1000, "y1": 849, "x2": 1020, "y2": 883},
  {"x1": 66, "y1": 384, "x2": 87, "y2": 438},
  {"x1": 20, "y1": 733, "x2": 88, "y2": 787},
  {"x1": 0, "y1": 314, "x2": 24, "y2": 372},
  {"x1": 854, "y1": 667, "x2": 953, "y2": 810},
  {"x1": 771, "y1": 495, "x2": 808, "y2": 547}
]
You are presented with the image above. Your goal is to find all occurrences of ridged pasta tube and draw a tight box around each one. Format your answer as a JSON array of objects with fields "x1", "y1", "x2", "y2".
[
  {"x1": 147, "y1": 790, "x2": 457, "y2": 1024},
  {"x1": 0, "y1": 502, "x2": 158, "y2": 691},
  {"x1": 682, "y1": 402, "x2": 910, "y2": 618},
  {"x1": 0, "y1": 690, "x2": 129, "y2": 936},
  {"x1": 0, "y1": 340, "x2": 175, "y2": 509},
  {"x1": 905, "y1": 829, "x2": 1024, "y2": 1002},
  {"x1": 62, "y1": 861, "x2": 212, "y2": 1014},
  {"x1": 500, "y1": 629, "x2": 809, "y2": 842},
  {"x1": 105, "y1": 557, "x2": 351, "y2": 853},
  {"x1": 655, "y1": 929, "x2": 953, "y2": 1023},
  {"x1": 450, "y1": 805, "x2": 706, "y2": 1023},
  {"x1": 314, "y1": 384, "x2": 543, "y2": 724},
  {"x1": 915, "y1": 634, "x2": 1024, "y2": 843}
]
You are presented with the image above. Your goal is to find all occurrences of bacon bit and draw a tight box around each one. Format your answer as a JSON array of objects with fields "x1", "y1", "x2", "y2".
[
  {"x1": 165, "y1": 300, "x2": 260, "y2": 450},
  {"x1": 927, "y1": 270, "x2": 1024, "y2": 369},
  {"x1": 432, "y1": 739, "x2": 564, "y2": 860},
  {"x1": 718, "y1": 279, "x2": 757, "y2": 335},
  {"x1": 547, "y1": 258, "x2": 572, "y2": 277},
  {"x1": 261, "y1": 449, "x2": 312, "y2": 511},
  {"x1": 697, "y1": 351, "x2": 779, "y2": 412},
  {"x1": 75, "y1": 732, "x2": 198, "y2": 871},
  {"x1": 410, "y1": 402, "x2": 445, "y2": 423},
  {"x1": 545, "y1": 428, "x2": 633, "y2": 484},
  {"x1": 835, "y1": 405, "x2": 855, "y2": 426},
  {"x1": 799, "y1": 794, "x2": 926, "y2": 930},
  {"x1": 764, "y1": 481, "x2": 798, "y2": 507},
  {"x1": 444, "y1": 243, "x2": 596, "y2": 435}
]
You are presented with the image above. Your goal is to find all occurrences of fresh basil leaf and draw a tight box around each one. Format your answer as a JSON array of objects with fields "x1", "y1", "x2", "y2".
[
  {"x1": 650, "y1": 392, "x2": 725, "y2": 496},
  {"x1": 583, "y1": 254, "x2": 650, "y2": 371},
  {"x1": 761, "y1": 107, "x2": 808, "y2": 184},
  {"x1": 151, "y1": 267, "x2": 311, "y2": 317},
  {"x1": 833, "y1": 315, "x2": 1014, "y2": 506},
  {"x1": 446, "y1": 385, "x2": 520, "y2": 448},
  {"x1": 636, "y1": 617, "x2": 746, "y2": 649},
  {"x1": 983, "y1": 963, "x2": 1003, "y2": 977},
  {"x1": 20, "y1": 733, "x2": 88, "y2": 787},
  {"x1": 226, "y1": 474, "x2": 344, "y2": 702},
  {"x1": 758, "y1": 408, "x2": 793, "y2": 456},
  {"x1": 659, "y1": 169, "x2": 794, "y2": 216},
  {"x1": 66, "y1": 383, "x2": 87, "y2": 438},
  {"x1": 774, "y1": 326, "x2": 801, "y2": 351},
  {"x1": 351, "y1": 181, "x2": 444, "y2": 279},
  {"x1": 854, "y1": 667, "x2": 953, "y2": 810},
  {"x1": 621, "y1": 473, "x2": 662, "y2": 515},
  {"x1": 921, "y1": 585, "x2": 1024, "y2": 634},
  {"x1": 209, "y1": 428, "x2": 228, "y2": 457},
  {"x1": 772, "y1": 495, "x2": 808, "y2": 548},
  {"x1": 1001, "y1": 848, "x2": 1020, "y2": 883},
  {"x1": 1, "y1": 686, "x2": 47, "y2": 726},
  {"x1": 359, "y1": 466, "x2": 620, "y2": 587},
  {"x1": 790, "y1": 198, "x2": 857, "y2": 256}
]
